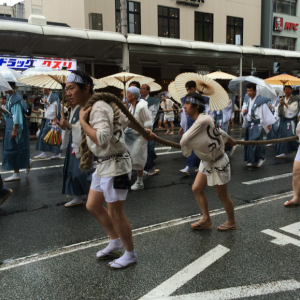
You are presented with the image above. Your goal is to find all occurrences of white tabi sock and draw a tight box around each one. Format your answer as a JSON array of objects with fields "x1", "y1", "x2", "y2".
[
  {"x1": 96, "y1": 238, "x2": 124, "y2": 258},
  {"x1": 109, "y1": 250, "x2": 137, "y2": 269},
  {"x1": 149, "y1": 166, "x2": 156, "y2": 174},
  {"x1": 137, "y1": 176, "x2": 143, "y2": 184},
  {"x1": 11, "y1": 173, "x2": 20, "y2": 179},
  {"x1": 37, "y1": 152, "x2": 46, "y2": 157}
]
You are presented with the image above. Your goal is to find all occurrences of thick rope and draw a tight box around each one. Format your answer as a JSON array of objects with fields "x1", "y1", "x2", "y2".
[{"x1": 85, "y1": 95, "x2": 299, "y2": 150}]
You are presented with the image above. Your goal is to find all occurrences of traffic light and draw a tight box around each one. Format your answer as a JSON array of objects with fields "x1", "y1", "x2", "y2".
[{"x1": 273, "y1": 62, "x2": 280, "y2": 74}]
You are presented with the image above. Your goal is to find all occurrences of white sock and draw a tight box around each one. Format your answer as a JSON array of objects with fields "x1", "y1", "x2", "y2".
[
  {"x1": 109, "y1": 250, "x2": 137, "y2": 268},
  {"x1": 96, "y1": 238, "x2": 124, "y2": 258},
  {"x1": 137, "y1": 176, "x2": 143, "y2": 184}
]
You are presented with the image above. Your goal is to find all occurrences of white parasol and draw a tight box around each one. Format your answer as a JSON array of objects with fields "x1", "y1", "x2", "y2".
[
  {"x1": 0, "y1": 66, "x2": 23, "y2": 86},
  {"x1": 206, "y1": 70, "x2": 237, "y2": 80},
  {"x1": 21, "y1": 66, "x2": 54, "y2": 76},
  {"x1": 228, "y1": 76, "x2": 277, "y2": 100},
  {"x1": 0, "y1": 73, "x2": 12, "y2": 92},
  {"x1": 174, "y1": 72, "x2": 229, "y2": 111},
  {"x1": 168, "y1": 82, "x2": 182, "y2": 104}
]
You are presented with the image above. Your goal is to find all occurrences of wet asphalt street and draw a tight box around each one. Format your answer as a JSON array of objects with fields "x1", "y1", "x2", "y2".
[{"x1": 0, "y1": 126, "x2": 300, "y2": 300}]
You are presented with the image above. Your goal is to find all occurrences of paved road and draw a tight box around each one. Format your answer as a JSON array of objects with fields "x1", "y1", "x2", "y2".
[{"x1": 0, "y1": 127, "x2": 299, "y2": 299}]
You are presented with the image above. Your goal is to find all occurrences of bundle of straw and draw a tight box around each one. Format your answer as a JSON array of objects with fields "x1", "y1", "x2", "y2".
[{"x1": 43, "y1": 118, "x2": 62, "y2": 146}]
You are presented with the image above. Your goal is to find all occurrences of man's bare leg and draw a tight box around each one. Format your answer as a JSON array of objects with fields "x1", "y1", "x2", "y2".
[
  {"x1": 290, "y1": 160, "x2": 300, "y2": 204},
  {"x1": 169, "y1": 121, "x2": 174, "y2": 134},
  {"x1": 214, "y1": 184, "x2": 236, "y2": 229},
  {"x1": 192, "y1": 171, "x2": 212, "y2": 226},
  {"x1": 164, "y1": 120, "x2": 169, "y2": 134},
  {"x1": 230, "y1": 118, "x2": 234, "y2": 131}
]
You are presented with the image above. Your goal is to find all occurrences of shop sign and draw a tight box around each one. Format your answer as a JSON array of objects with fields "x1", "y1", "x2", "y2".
[
  {"x1": 273, "y1": 17, "x2": 298, "y2": 31},
  {"x1": 0, "y1": 56, "x2": 77, "y2": 70}
]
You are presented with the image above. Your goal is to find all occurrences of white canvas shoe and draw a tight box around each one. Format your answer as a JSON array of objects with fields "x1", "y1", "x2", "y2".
[
  {"x1": 131, "y1": 181, "x2": 144, "y2": 191},
  {"x1": 256, "y1": 159, "x2": 266, "y2": 168},
  {"x1": 34, "y1": 152, "x2": 47, "y2": 159},
  {"x1": 276, "y1": 153, "x2": 287, "y2": 158},
  {"x1": 50, "y1": 153, "x2": 61, "y2": 159},
  {"x1": 4, "y1": 173, "x2": 20, "y2": 182}
]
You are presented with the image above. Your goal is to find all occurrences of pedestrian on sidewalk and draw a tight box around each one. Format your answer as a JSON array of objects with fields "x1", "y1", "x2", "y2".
[
  {"x1": 180, "y1": 92, "x2": 237, "y2": 231},
  {"x1": 2, "y1": 82, "x2": 32, "y2": 182},
  {"x1": 34, "y1": 88, "x2": 62, "y2": 160}
]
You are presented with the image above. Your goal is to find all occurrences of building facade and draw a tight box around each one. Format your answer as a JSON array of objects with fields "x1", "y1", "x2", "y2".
[
  {"x1": 262, "y1": 0, "x2": 300, "y2": 51},
  {"x1": 0, "y1": 1, "x2": 25, "y2": 19},
  {"x1": 25, "y1": 0, "x2": 262, "y2": 47}
]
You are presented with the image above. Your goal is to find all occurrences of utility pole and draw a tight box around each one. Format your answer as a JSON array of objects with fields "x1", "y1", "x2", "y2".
[{"x1": 120, "y1": 0, "x2": 130, "y2": 72}]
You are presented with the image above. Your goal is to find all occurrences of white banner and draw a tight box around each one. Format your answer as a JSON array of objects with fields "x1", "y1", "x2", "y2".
[{"x1": 0, "y1": 56, "x2": 77, "y2": 71}]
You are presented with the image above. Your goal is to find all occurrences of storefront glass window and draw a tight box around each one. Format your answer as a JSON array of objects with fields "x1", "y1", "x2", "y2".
[
  {"x1": 272, "y1": 35, "x2": 297, "y2": 50},
  {"x1": 273, "y1": 0, "x2": 297, "y2": 16},
  {"x1": 115, "y1": 0, "x2": 141, "y2": 34},
  {"x1": 195, "y1": 12, "x2": 213, "y2": 42},
  {"x1": 226, "y1": 16, "x2": 243, "y2": 45},
  {"x1": 158, "y1": 6, "x2": 180, "y2": 38}
]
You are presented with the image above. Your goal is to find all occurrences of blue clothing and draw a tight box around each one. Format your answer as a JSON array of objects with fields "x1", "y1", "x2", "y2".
[
  {"x1": 2, "y1": 92, "x2": 30, "y2": 170},
  {"x1": 243, "y1": 96, "x2": 270, "y2": 163},
  {"x1": 36, "y1": 93, "x2": 62, "y2": 154},
  {"x1": 62, "y1": 106, "x2": 92, "y2": 195}
]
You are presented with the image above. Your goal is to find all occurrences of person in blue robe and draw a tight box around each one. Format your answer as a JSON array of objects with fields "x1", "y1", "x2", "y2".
[
  {"x1": 35, "y1": 88, "x2": 62, "y2": 159},
  {"x1": 242, "y1": 83, "x2": 276, "y2": 168},
  {"x1": 266, "y1": 90, "x2": 280, "y2": 146},
  {"x1": 2, "y1": 82, "x2": 32, "y2": 182},
  {"x1": 60, "y1": 104, "x2": 92, "y2": 207},
  {"x1": 275, "y1": 85, "x2": 300, "y2": 158}
]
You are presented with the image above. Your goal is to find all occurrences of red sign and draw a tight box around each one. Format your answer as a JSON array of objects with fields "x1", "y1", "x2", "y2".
[
  {"x1": 274, "y1": 17, "x2": 283, "y2": 31},
  {"x1": 284, "y1": 22, "x2": 299, "y2": 30}
]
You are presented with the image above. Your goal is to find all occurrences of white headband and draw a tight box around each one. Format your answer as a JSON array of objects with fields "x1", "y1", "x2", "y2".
[
  {"x1": 185, "y1": 97, "x2": 204, "y2": 106},
  {"x1": 66, "y1": 73, "x2": 85, "y2": 84}
]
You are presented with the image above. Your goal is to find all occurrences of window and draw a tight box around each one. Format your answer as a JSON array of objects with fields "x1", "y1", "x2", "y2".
[
  {"x1": 226, "y1": 16, "x2": 243, "y2": 45},
  {"x1": 115, "y1": 0, "x2": 141, "y2": 34},
  {"x1": 0, "y1": 14, "x2": 12, "y2": 17},
  {"x1": 158, "y1": 6, "x2": 179, "y2": 38},
  {"x1": 89, "y1": 13, "x2": 103, "y2": 31},
  {"x1": 195, "y1": 12, "x2": 213, "y2": 42},
  {"x1": 273, "y1": 0, "x2": 297, "y2": 16},
  {"x1": 272, "y1": 35, "x2": 296, "y2": 50}
]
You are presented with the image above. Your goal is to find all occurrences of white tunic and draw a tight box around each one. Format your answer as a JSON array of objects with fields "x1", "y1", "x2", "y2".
[
  {"x1": 124, "y1": 99, "x2": 152, "y2": 170},
  {"x1": 161, "y1": 99, "x2": 174, "y2": 119},
  {"x1": 86, "y1": 101, "x2": 132, "y2": 178},
  {"x1": 242, "y1": 96, "x2": 276, "y2": 134},
  {"x1": 282, "y1": 96, "x2": 299, "y2": 118}
]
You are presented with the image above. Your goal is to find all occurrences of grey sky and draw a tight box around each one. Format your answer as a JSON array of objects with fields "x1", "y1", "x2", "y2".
[{"x1": 0, "y1": 0, "x2": 23, "y2": 5}]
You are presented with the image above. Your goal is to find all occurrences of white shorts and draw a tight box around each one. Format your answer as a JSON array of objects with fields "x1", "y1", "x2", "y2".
[
  {"x1": 90, "y1": 171, "x2": 131, "y2": 203},
  {"x1": 231, "y1": 112, "x2": 235, "y2": 119},
  {"x1": 295, "y1": 147, "x2": 300, "y2": 162},
  {"x1": 164, "y1": 117, "x2": 174, "y2": 122}
]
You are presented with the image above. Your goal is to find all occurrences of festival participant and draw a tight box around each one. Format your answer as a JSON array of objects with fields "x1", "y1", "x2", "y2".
[
  {"x1": 161, "y1": 94, "x2": 179, "y2": 135},
  {"x1": 140, "y1": 83, "x2": 160, "y2": 175},
  {"x1": 210, "y1": 91, "x2": 236, "y2": 157},
  {"x1": 275, "y1": 85, "x2": 299, "y2": 158},
  {"x1": 284, "y1": 121, "x2": 300, "y2": 207},
  {"x1": 179, "y1": 81, "x2": 203, "y2": 176},
  {"x1": 124, "y1": 86, "x2": 153, "y2": 190},
  {"x1": 68, "y1": 71, "x2": 155, "y2": 268},
  {"x1": 2, "y1": 82, "x2": 32, "y2": 182},
  {"x1": 30, "y1": 97, "x2": 42, "y2": 135},
  {"x1": 266, "y1": 89, "x2": 280, "y2": 147},
  {"x1": 60, "y1": 96, "x2": 92, "y2": 208},
  {"x1": 180, "y1": 93, "x2": 237, "y2": 231},
  {"x1": 242, "y1": 83, "x2": 276, "y2": 167},
  {"x1": 34, "y1": 88, "x2": 62, "y2": 159}
]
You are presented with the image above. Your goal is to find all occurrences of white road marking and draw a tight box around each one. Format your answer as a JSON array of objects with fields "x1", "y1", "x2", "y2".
[
  {"x1": 242, "y1": 173, "x2": 292, "y2": 185},
  {"x1": 262, "y1": 229, "x2": 300, "y2": 247},
  {"x1": 155, "y1": 147, "x2": 171, "y2": 151},
  {"x1": 150, "y1": 280, "x2": 300, "y2": 300},
  {"x1": 1, "y1": 165, "x2": 64, "y2": 174},
  {"x1": 280, "y1": 221, "x2": 300, "y2": 238},
  {"x1": 139, "y1": 245, "x2": 230, "y2": 300},
  {"x1": 0, "y1": 157, "x2": 65, "y2": 166},
  {"x1": 0, "y1": 191, "x2": 293, "y2": 271}
]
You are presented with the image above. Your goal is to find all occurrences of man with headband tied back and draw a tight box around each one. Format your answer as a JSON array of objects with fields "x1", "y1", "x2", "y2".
[{"x1": 180, "y1": 93, "x2": 237, "y2": 231}]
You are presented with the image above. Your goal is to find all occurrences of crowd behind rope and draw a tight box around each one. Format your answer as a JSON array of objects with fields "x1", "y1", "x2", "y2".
[{"x1": 0, "y1": 71, "x2": 300, "y2": 270}]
